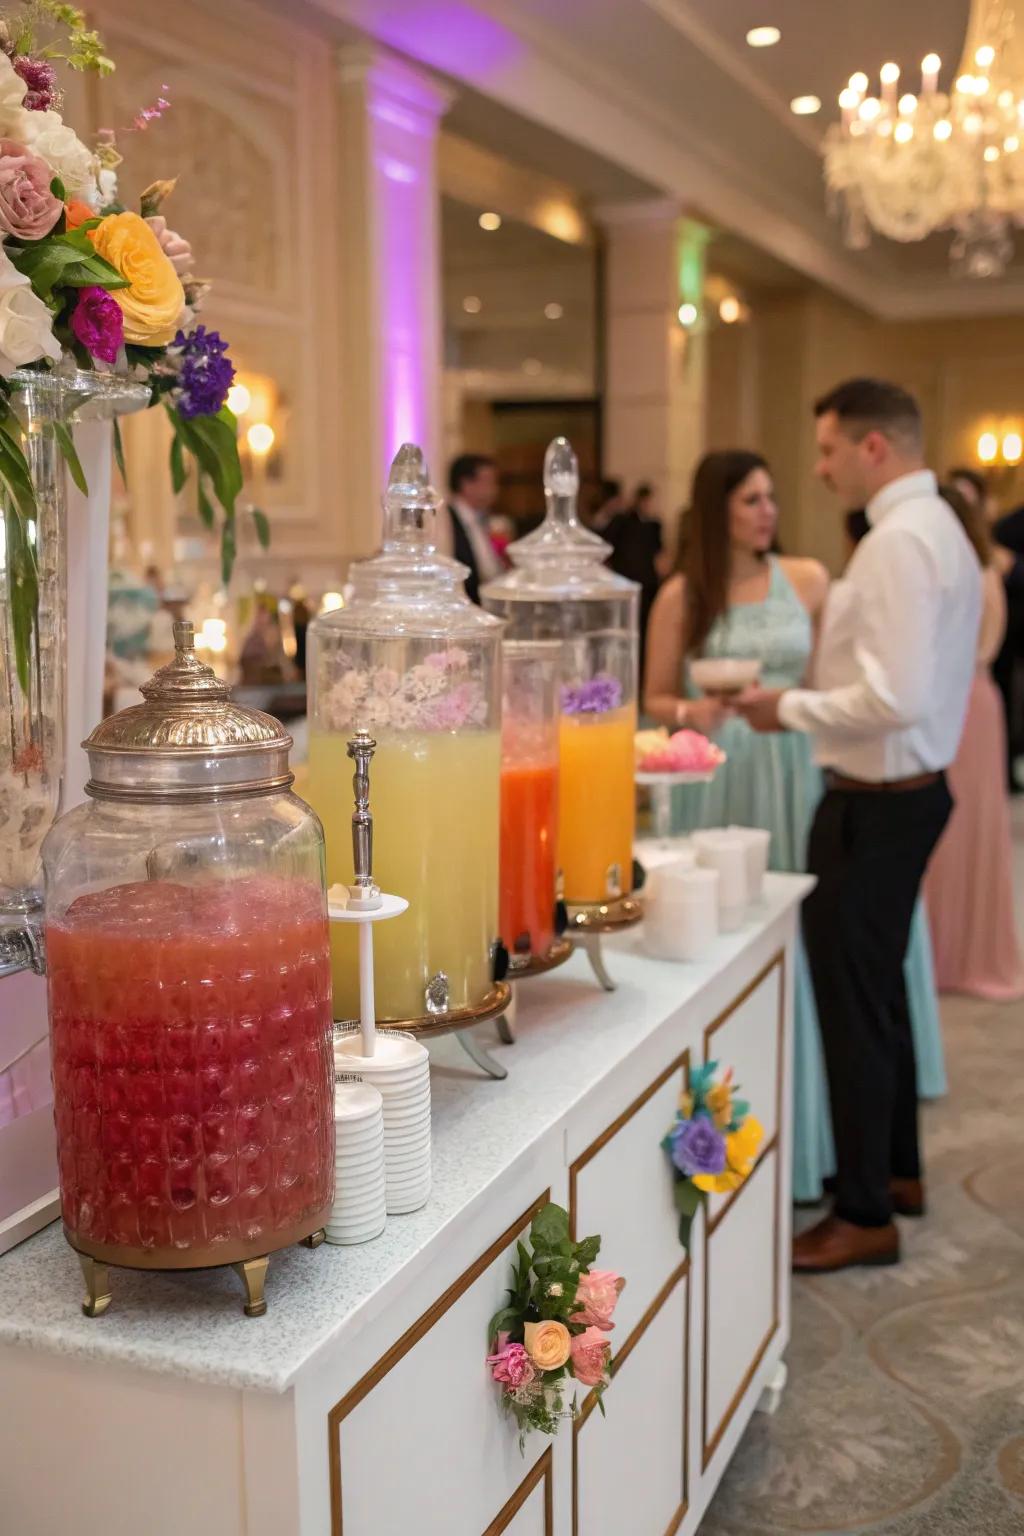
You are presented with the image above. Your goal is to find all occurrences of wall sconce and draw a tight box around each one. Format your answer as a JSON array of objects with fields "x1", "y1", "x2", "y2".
[{"x1": 977, "y1": 427, "x2": 1023, "y2": 466}]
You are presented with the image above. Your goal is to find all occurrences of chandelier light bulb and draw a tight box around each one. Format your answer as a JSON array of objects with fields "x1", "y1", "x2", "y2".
[
  {"x1": 978, "y1": 431, "x2": 998, "y2": 463},
  {"x1": 922, "y1": 53, "x2": 941, "y2": 74},
  {"x1": 984, "y1": 144, "x2": 1001, "y2": 161},
  {"x1": 880, "y1": 62, "x2": 900, "y2": 85},
  {"x1": 1005, "y1": 135, "x2": 1020, "y2": 152},
  {"x1": 790, "y1": 95, "x2": 821, "y2": 115},
  {"x1": 974, "y1": 75, "x2": 990, "y2": 95},
  {"x1": 975, "y1": 44, "x2": 996, "y2": 69},
  {"x1": 859, "y1": 96, "x2": 882, "y2": 121},
  {"x1": 934, "y1": 119, "x2": 953, "y2": 140},
  {"x1": 839, "y1": 87, "x2": 860, "y2": 110},
  {"x1": 999, "y1": 88, "x2": 1015, "y2": 108},
  {"x1": 849, "y1": 72, "x2": 869, "y2": 95},
  {"x1": 878, "y1": 118, "x2": 894, "y2": 136},
  {"x1": 956, "y1": 73, "x2": 976, "y2": 94},
  {"x1": 898, "y1": 93, "x2": 918, "y2": 115},
  {"x1": 1003, "y1": 431, "x2": 1023, "y2": 464},
  {"x1": 677, "y1": 302, "x2": 698, "y2": 327},
  {"x1": 965, "y1": 111, "x2": 983, "y2": 134},
  {"x1": 894, "y1": 121, "x2": 914, "y2": 143}
]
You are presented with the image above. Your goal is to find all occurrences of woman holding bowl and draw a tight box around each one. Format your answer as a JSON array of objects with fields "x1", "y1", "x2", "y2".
[{"x1": 644, "y1": 449, "x2": 946, "y2": 1203}]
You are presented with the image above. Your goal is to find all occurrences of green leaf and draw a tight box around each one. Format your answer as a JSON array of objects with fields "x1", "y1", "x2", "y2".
[
  {"x1": 170, "y1": 405, "x2": 242, "y2": 518},
  {"x1": 8, "y1": 231, "x2": 128, "y2": 301},
  {"x1": 3, "y1": 502, "x2": 37, "y2": 694},
  {"x1": 678, "y1": 1211, "x2": 695, "y2": 1252},
  {"x1": 573, "y1": 1235, "x2": 601, "y2": 1270},
  {"x1": 487, "y1": 1306, "x2": 521, "y2": 1346},
  {"x1": 196, "y1": 478, "x2": 215, "y2": 531},
  {"x1": 54, "y1": 422, "x2": 88, "y2": 495},
  {"x1": 113, "y1": 421, "x2": 126, "y2": 487},
  {"x1": 169, "y1": 433, "x2": 186, "y2": 494},
  {"x1": 220, "y1": 515, "x2": 236, "y2": 587},
  {"x1": 49, "y1": 176, "x2": 66, "y2": 202},
  {"x1": 673, "y1": 1179, "x2": 703, "y2": 1219},
  {"x1": 251, "y1": 506, "x2": 270, "y2": 550},
  {"x1": 530, "y1": 1204, "x2": 570, "y2": 1252}
]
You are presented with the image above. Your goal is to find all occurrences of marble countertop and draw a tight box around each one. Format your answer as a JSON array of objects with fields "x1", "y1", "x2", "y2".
[{"x1": 0, "y1": 873, "x2": 811, "y2": 1394}]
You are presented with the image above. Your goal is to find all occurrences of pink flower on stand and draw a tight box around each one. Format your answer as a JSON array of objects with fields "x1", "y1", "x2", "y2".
[
  {"x1": 570, "y1": 1327, "x2": 611, "y2": 1388},
  {"x1": 70, "y1": 286, "x2": 124, "y2": 365},
  {"x1": 571, "y1": 1270, "x2": 625, "y2": 1332},
  {"x1": 487, "y1": 1340, "x2": 536, "y2": 1391}
]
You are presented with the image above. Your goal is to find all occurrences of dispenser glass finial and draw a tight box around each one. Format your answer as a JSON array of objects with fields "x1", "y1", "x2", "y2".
[
  {"x1": 382, "y1": 441, "x2": 440, "y2": 553},
  {"x1": 544, "y1": 436, "x2": 579, "y2": 505}
]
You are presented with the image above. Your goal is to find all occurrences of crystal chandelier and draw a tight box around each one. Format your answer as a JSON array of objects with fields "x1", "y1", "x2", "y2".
[{"x1": 823, "y1": 0, "x2": 1024, "y2": 276}]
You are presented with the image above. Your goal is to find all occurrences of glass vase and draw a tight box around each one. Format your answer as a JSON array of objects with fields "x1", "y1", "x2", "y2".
[{"x1": 0, "y1": 368, "x2": 149, "y2": 917}]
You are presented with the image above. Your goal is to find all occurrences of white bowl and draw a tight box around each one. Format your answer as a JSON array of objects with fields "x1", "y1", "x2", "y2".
[{"x1": 690, "y1": 657, "x2": 762, "y2": 695}]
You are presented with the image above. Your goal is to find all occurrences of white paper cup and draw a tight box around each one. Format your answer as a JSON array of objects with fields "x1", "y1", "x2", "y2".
[
  {"x1": 693, "y1": 834, "x2": 748, "y2": 931},
  {"x1": 643, "y1": 867, "x2": 719, "y2": 961},
  {"x1": 727, "y1": 826, "x2": 771, "y2": 902}
]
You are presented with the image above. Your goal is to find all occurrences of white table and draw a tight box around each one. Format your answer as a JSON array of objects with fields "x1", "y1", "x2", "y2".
[{"x1": 0, "y1": 873, "x2": 811, "y2": 1536}]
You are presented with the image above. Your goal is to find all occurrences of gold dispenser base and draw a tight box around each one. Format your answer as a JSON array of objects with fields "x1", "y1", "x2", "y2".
[
  {"x1": 377, "y1": 980, "x2": 512, "y2": 1040},
  {"x1": 507, "y1": 935, "x2": 574, "y2": 980},
  {"x1": 69, "y1": 1217, "x2": 329, "y2": 1319},
  {"x1": 564, "y1": 895, "x2": 644, "y2": 992}
]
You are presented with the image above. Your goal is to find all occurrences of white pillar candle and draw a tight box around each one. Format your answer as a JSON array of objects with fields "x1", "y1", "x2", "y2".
[{"x1": 694, "y1": 836, "x2": 748, "y2": 931}]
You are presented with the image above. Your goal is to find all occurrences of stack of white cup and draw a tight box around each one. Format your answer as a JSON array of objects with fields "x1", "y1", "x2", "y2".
[
  {"x1": 727, "y1": 826, "x2": 772, "y2": 903},
  {"x1": 328, "y1": 1082, "x2": 387, "y2": 1245},
  {"x1": 692, "y1": 831, "x2": 749, "y2": 931},
  {"x1": 643, "y1": 858, "x2": 720, "y2": 961},
  {"x1": 335, "y1": 1028, "x2": 432, "y2": 1215}
]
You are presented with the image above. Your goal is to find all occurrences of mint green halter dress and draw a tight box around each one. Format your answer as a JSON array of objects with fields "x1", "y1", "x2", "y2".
[{"x1": 671, "y1": 558, "x2": 946, "y2": 1202}]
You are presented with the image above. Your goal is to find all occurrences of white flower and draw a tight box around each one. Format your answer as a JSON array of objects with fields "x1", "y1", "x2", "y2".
[
  {"x1": 0, "y1": 54, "x2": 29, "y2": 140},
  {"x1": 0, "y1": 250, "x2": 59, "y2": 376},
  {"x1": 22, "y1": 111, "x2": 97, "y2": 198}
]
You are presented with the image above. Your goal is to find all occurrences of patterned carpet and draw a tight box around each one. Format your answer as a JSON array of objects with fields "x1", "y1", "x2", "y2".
[{"x1": 699, "y1": 807, "x2": 1024, "y2": 1536}]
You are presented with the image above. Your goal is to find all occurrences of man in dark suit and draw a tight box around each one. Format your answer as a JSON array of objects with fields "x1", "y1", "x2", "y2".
[{"x1": 446, "y1": 454, "x2": 503, "y2": 604}]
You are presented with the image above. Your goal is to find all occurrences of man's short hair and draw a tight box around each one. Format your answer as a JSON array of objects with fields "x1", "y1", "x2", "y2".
[
  {"x1": 813, "y1": 377, "x2": 922, "y2": 447},
  {"x1": 449, "y1": 453, "x2": 496, "y2": 495}
]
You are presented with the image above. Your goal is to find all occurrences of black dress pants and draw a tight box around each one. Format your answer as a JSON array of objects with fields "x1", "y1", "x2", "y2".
[{"x1": 802, "y1": 778, "x2": 953, "y2": 1228}]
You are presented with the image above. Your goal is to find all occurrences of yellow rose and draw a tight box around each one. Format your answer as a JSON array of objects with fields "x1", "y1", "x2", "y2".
[
  {"x1": 707, "y1": 1080, "x2": 733, "y2": 1129},
  {"x1": 523, "y1": 1319, "x2": 572, "y2": 1371},
  {"x1": 678, "y1": 1090, "x2": 694, "y2": 1120},
  {"x1": 693, "y1": 1116, "x2": 764, "y2": 1195},
  {"x1": 88, "y1": 211, "x2": 185, "y2": 345}
]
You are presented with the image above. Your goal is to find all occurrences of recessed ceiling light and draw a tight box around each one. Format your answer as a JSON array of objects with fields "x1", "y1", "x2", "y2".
[
  {"x1": 746, "y1": 26, "x2": 780, "y2": 48},
  {"x1": 544, "y1": 302, "x2": 564, "y2": 320},
  {"x1": 478, "y1": 211, "x2": 502, "y2": 231},
  {"x1": 790, "y1": 95, "x2": 821, "y2": 115},
  {"x1": 522, "y1": 358, "x2": 543, "y2": 375},
  {"x1": 462, "y1": 295, "x2": 482, "y2": 314}
]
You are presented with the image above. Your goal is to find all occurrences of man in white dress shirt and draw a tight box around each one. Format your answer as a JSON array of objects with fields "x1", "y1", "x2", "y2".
[{"x1": 739, "y1": 379, "x2": 981, "y2": 1273}]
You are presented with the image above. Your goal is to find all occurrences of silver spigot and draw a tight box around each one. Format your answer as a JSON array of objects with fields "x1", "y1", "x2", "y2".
[
  {"x1": 0, "y1": 915, "x2": 46, "y2": 978},
  {"x1": 346, "y1": 730, "x2": 381, "y2": 911}
]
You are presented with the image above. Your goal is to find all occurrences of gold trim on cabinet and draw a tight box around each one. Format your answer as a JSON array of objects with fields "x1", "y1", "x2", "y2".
[
  {"x1": 572, "y1": 1262, "x2": 690, "y2": 1536},
  {"x1": 482, "y1": 1445, "x2": 554, "y2": 1536},
  {"x1": 327, "y1": 1191, "x2": 550, "y2": 1535},
  {"x1": 568, "y1": 1046, "x2": 691, "y2": 1240}
]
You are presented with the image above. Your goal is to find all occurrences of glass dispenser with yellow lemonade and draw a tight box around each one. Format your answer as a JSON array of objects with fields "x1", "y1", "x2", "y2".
[
  {"x1": 481, "y1": 439, "x2": 640, "y2": 916},
  {"x1": 305, "y1": 444, "x2": 506, "y2": 1028}
]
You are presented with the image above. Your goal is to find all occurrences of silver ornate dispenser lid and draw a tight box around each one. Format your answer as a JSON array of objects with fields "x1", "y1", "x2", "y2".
[{"x1": 83, "y1": 619, "x2": 293, "y2": 802}]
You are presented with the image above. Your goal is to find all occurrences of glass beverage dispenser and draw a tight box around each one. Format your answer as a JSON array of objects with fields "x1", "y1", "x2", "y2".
[
  {"x1": 482, "y1": 438, "x2": 640, "y2": 920},
  {"x1": 41, "y1": 621, "x2": 334, "y2": 1318},
  {"x1": 306, "y1": 444, "x2": 507, "y2": 1032}
]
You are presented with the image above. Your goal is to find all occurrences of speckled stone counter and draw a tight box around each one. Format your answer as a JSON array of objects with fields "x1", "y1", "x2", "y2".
[{"x1": 0, "y1": 871, "x2": 811, "y2": 1536}]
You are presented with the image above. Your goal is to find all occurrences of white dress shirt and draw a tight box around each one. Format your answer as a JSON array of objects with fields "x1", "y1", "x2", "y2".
[
  {"x1": 778, "y1": 469, "x2": 981, "y2": 781},
  {"x1": 451, "y1": 497, "x2": 503, "y2": 583}
]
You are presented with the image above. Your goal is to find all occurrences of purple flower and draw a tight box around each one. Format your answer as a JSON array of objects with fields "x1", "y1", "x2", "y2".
[
  {"x1": 560, "y1": 674, "x2": 624, "y2": 716},
  {"x1": 172, "y1": 325, "x2": 234, "y2": 420},
  {"x1": 669, "y1": 1113, "x2": 726, "y2": 1177},
  {"x1": 70, "y1": 286, "x2": 123, "y2": 365},
  {"x1": 13, "y1": 57, "x2": 58, "y2": 113}
]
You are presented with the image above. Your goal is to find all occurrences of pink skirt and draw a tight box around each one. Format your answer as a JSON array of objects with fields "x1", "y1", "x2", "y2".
[{"x1": 925, "y1": 670, "x2": 1024, "y2": 1001}]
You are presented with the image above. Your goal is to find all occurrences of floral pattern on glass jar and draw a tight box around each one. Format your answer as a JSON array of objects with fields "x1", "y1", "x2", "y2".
[{"x1": 320, "y1": 647, "x2": 488, "y2": 734}]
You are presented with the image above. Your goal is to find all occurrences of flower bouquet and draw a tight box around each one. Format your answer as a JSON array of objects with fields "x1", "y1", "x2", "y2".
[
  {"x1": 662, "y1": 1062, "x2": 763, "y2": 1250},
  {"x1": 486, "y1": 1202, "x2": 624, "y2": 1450},
  {"x1": 0, "y1": 2, "x2": 253, "y2": 691}
]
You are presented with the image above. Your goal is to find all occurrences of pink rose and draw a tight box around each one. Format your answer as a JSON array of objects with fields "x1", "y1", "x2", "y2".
[
  {"x1": 0, "y1": 140, "x2": 61, "y2": 241},
  {"x1": 570, "y1": 1327, "x2": 611, "y2": 1388},
  {"x1": 486, "y1": 1340, "x2": 536, "y2": 1390},
  {"x1": 571, "y1": 1270, "x2": 625, "y2": 1332}
]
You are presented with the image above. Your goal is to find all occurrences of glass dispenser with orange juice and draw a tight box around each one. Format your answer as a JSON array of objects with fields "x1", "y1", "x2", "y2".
[
  {"x1": 482, "y1": 439, "x2": 640, "y2": 920},
  {"x1": 305, "y1": 444, "x2": 508, "y2": 1041}
]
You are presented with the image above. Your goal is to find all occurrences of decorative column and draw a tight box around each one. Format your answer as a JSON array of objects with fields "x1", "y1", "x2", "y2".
[
  {"x1": 600, "y1": 203, "x2": 710, "y2": 551},
  {"x1": 336, "y1": 45, "x2": 452, "y2": 557}
]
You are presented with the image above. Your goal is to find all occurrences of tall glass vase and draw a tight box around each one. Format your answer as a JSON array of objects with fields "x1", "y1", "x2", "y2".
[{"x1": 0, "y1": 368, "x2": 149, "y2": 917}]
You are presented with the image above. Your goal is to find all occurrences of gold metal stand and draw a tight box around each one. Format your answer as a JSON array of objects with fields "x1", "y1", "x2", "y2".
[
  {"x1": 350, "y1": 981, "x2": 515, "y2": 1080},
  {"x1": 233, "y1": 1255, "x2": 269, "y2": 1318},
  {"x1": 78, "y1": 1254, "x2": 111, "y2": 1318},
  {"x1": 565, "y1": 895, "x2": 644, "y2": 992},
  {"x1": 499, "y1": 938, "x2": 574, "y2": 1044}
]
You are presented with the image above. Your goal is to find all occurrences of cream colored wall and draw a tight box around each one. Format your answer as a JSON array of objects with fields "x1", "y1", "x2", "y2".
[{"x1": 84, "y1": 0, "x2": 347, "y2": 593}]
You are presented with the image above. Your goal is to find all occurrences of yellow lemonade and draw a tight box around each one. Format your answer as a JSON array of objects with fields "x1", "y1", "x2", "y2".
[
  {"x1": 307, "y1": 729, "x2": 501, "y2": 1021},
  {"x1": 558, "y1": 704, "x2": 636, "y2": 903}
]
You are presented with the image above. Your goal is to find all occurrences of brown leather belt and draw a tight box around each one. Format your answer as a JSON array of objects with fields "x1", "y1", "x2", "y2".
[{"x1": 824, "y1": 770, "x2": 942, "y2": 794}]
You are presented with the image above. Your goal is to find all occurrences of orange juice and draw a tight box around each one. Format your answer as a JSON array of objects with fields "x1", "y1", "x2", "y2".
[{"x1": 558, "y1": 704, "x2": 636, "y2": 903}]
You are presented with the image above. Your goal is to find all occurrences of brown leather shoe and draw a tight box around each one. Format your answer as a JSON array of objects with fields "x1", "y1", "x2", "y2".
[
  {"x1": 891, "y1": 1177, "x2": 925, "y2": 1218},
  {"x1": 793, "y1": 1214, "x2": 900, "y2": 1273}
]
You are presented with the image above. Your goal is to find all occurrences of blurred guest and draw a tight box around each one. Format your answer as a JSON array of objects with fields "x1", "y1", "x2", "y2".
[
  {"x1": 608, "y1": 482, "x2": 666, "y2": 672},
  {"x1": 738, "y1": 379, "x2": 980, "y2": 1272},
  {"x1": 964, "y1": 470, "x2": 1024, "y2": 792},
  {"x1": 923, "y1": 486, "x2": 1024, "y2": 999},
  {"x1": 445, "y1": 454, "x2": 503, "y2": 604},
  {"x1": 589, "y1": 477, "x2": 626, "y2": 531},
  {"x1": 644, "y1": 451, "x2": 942, "y2": 1207},
  {"x1": 239, "y1": 604, "x2": 285, "y2": 685}
]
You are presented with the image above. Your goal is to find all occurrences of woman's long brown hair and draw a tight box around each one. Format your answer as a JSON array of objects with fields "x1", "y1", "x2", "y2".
[
  {"x1": 677, "y1": 450, "x2": 769, "y2": 654},
  {"x1": 939, "y1": 481, "x2": 993, "y2": 567}
]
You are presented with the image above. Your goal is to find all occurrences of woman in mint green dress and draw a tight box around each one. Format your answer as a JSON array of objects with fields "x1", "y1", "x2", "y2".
[{"x1": 644, "y1": 450, "x2": 945, "y2": 1203}]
